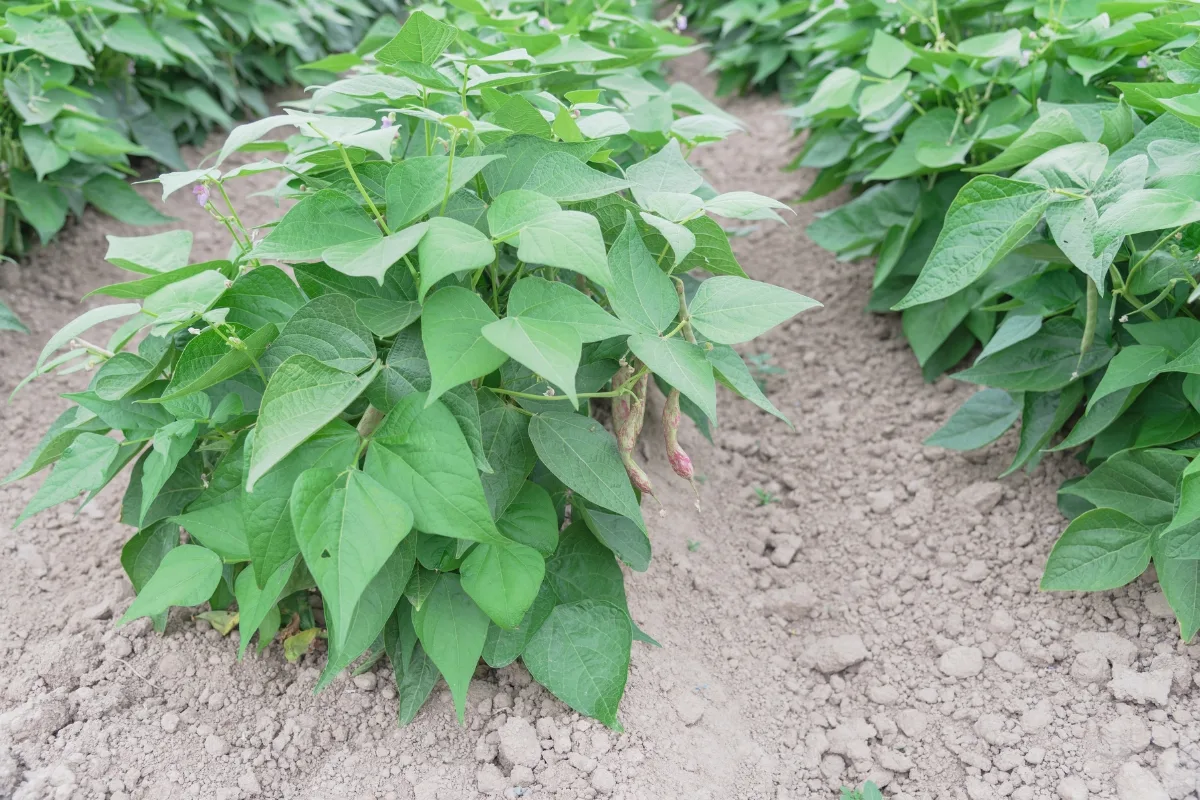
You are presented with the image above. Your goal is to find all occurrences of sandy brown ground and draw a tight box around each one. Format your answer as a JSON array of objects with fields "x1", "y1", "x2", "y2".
[{"x1": 1, "y1": 55, "x2": 1198, "y2": 800}]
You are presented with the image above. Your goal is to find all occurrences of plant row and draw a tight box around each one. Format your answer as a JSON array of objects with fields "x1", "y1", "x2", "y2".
[
  {"x1": 0, "y1": 0, "x2": 403, "y2": 330},
  {"x1": 683, "y1": 0, "x2": 1200, "y2": 639},
  {"x1": 8, "y1": 2, "x2": 818, "y2": 729}
]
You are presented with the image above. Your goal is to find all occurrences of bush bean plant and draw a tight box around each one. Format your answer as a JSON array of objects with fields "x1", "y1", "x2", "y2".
[
  {"x1": 682, "y1": 0, "x2": 1200, "y2": 639},
  {"x1": 0, "y1": 0, "x2": 402, "y2": 329},
  {"x1": 8, "y1": 4, "x2": 818, "y2": 728}
]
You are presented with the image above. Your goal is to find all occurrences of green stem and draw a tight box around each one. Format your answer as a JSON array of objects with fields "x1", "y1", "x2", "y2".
[
  {"x1": 1126, "y1": 225, "x2": 1185, "y2": 290},
  {"x1": 336, "y1": 143, "x2": 390, "y2": 234},
  {"x1": 672, "y1": 276, "x2": 697, "y2": 344}
]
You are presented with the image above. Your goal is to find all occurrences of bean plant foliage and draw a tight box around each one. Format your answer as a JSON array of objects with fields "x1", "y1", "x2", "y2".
[
  {"x1": 687, "y1": 0, "x2": 1200, "y2": 639},
  {"x1": 0, "y1": 0, "x2": 401, "y2": 330},
  {"x1": 9, "y1": 4, "x2": 818, "y2": 729}
]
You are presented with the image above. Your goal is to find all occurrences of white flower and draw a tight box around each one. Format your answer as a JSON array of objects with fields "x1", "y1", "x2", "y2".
[
  {"x1": 676, "y1": 14, "x2": 687, "y2": 30},
  {"x1": 188, "y1": 327, "x2": 202, "y2": 335},
  {"x1": 537, "y1": 17, "x2": 552, "y2": 29},
  {"x1": 1138, "y1": 55, "x2": 1151, "y2": 69},
  {"x1": 1019, "y1": 49, "x2": 1032, "y2": 67}
]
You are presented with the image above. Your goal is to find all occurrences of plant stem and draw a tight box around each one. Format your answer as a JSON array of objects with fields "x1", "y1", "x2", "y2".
[
  {"x1": 672, "y1": 276, "x2": 697, "y2": 344},
  {"x1": 336, "y1": 143, "x2": 390, "y2": 234}
]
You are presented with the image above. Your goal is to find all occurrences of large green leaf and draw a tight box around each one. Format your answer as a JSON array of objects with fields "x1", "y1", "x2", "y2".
[
  {"x1": 1041, "y1": 509, "x2": 1152, "y2": 591},
  {"x1": 688, "y1": 277, "x2": 819, "y2": 344},
  {"x1": 247, "y1": 355, "x2": 380, "y2": 490},
  {"x1": 926, "y1": 389, "x2": 1020, "y2": 450},
  {"x1": 1154, "y1": 554, "x2": 1200, "y2": 641},
  {"x1": 413, "y1": 574, "x2": 489, "y2": 723},
  {"x1": 253, "y1": 189, "x2": 381, "y2": 263},
  {"x1": 895, "y1": 177, "x2": 1052, "y2": 309},
  {"x1": 506, "y1": 277, "x2": 629, "y2": 342},
  {"x1": 522, "y1": 600, "x2": 632, "y2": 731},
  {"x1": 260, "y1": 294, "x2": 377, "y2": 376},
  {"x1": 496, "y1": 482, "x2": 559, "y2": 557},
  {"x1": 116, "y1": 545, "x2": 222, "y2": 626},
  {"x1": 7, "y1": 13, "x2": 92, "y2": 67},
  {"x1": 607, "y1": 213, "x2": 678, "y2": 334},
  {"x1": 120, "y1": 521, "x2": 178, "y2": 634},
  {"x1": 479, "y1": 394, "x2": 536, "y2": 517},
  {"x1": 324, "y1": 225, "x2": 427, "y2": 284},
  {"x1": 385, "y1": 155, "x2": 502, "y2": 229},
  {"x1": 291, "y1": 468, "x2": 414, "y2": 651},
  {"x1": 1088, "y1": 345, "x2": 1171, "y2": 411},
  {"x1": 18, "y1": 433, "x2": 119, "y2": 525},
  {"x1": 968, "y1": 110, "x2": 1086, "y2": 173},
  {"x1": 487, "y1": 190, "x2": 560, "y2": 239},
  {"x1": 952, "y1": 317, "x2": 1115, "y2": 392},
  {"x1": 416, "y1": 217, "x2": 496, "y2": 300},
  {"x1": 234, "y1": 557, "x2": 295, "y2": 659},
  {"x1": 460, "y1": 540, "x2": 546, "y2": 630},
  {"x1": 1059, "y1": 449, "x2": 1187, "y2": 526},
  {"x1": 577, "y1": 502, "x2": 651, "y2": 572},
  {"x1": 161, "y1": 324, "x2": 278, "y2": 400},
  {"x1": 516, "y1": 211, "x2": 613, "y2": 288},
  {"x1": 365, "y1": 392, "x2": 504, "y2": 544},
  {"x1": 376, "y1": 10, "x2": 458, "y2": 65},
  {"x1": 627, "y1": 334, "x2": 716, "y2": 422},
  {"x1": 421, "y1": 287, "x2": 508, "y2": 403},
  {"x1": 528, "y1": 412, "x2": 644, "y2": 527},
  {"x1": 483, "y1": 317, "x2": 582, "y2": 406}
]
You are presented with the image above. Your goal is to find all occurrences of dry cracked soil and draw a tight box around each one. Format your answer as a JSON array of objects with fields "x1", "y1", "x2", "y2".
[{"x1": 1, "y1": 55, "x2": 1198, "y2": 800}]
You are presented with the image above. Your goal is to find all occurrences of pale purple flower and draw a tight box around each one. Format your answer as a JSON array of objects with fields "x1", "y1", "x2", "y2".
[
  {"x1": 537, "y1": 17, "x2": 552, "y2": 29},
  {"x1": 1138, "y1": 55, "x2": 1151, "y2": 69},
  {"x1": 676, "y1": 15, "x2": 687, "y2": 30},
  {"x1": 193, "y1": 184, "x2": 210, "y2": 206},
  {"x1": 380, "y1": 116, "x2": 393, "y2": 129}
]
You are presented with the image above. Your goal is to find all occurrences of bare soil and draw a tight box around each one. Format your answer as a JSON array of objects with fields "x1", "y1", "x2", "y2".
[{"x1": 1, "y1": 56, "x2": 1197, "y2": 800}]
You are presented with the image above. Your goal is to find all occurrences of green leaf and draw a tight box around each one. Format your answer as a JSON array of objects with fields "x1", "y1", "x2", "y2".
[
  {"x1": 83, "y1": 175, "x2": 175, "y2": 227},
  {"x1": 625, "y1": 141, "x2": 703, "y2": 206},
  {"x1": 376, "y1": 10, "x2": 458, "y2": 65},
  {"x1": 413, "y1": 573, "x2": 489, "y2": 723},
  {"x1": 865, "y1": 30, "x2": 911, "y2": 78},
  {"x1": 969, "y1": 110, "x2": 1086, "y2": 174},
  {"x1": 253, "y1": 189, "x2": 381, "y2": 263},
  {"x1": 956, "y1": 29, "x2": 1021, "y2": 59},
  {"x1": 172, "y1": 502, "x2": 248, "y2": 562},
  {"x1": 120, "y1": 521, "x2": 178, "y2": 634},
  {"x1": 1097, "y1": 189, "x2": 1200, "y2": 244},
  {"x1": 417, "y1": 217, "x2": 496, "y2": 301},
  {"x1": 1040, "y1": 509, "x2": 1152, "y2": 591},
  {"x1": 460, "y1": 540, "x2": 546, "y2": 630},
  {"x1": 482, "y1": 581, "x2": 557, "y2": 669},
  {"x1": 577, "y1": 502, "x2": 651, "y2": 572},
  {"x1": 234, "y1": 557, "x2": 295, "y2": 659},
  {"x1": 506, "y1": 278, "x2": 629, "y2": 342},
  {"x1": 385, "y1": 155, "x2": 502, "y2": 229},
  {"x1": 952, "y1": 317, "x2": 1115, "y2": 392},
  {"x1": 18, "y1": 433, "x2": 119, "y2": 525},
  {"x1": 480, "y1": 394, "x2": 535, "y2": 518},
  {"x1": 516, "y1": 211, "x2": 612, "y2": 288},
  {"x1": 528, "y1": 412, "x2": 644, "y2": 527},
  {"x1": 5, "y1": 407, "x2": 106, "y2": 485},
  {"x1": 606, "y1": 213, "x2": 677, "y2": 334},
  {"x1": 487, "y1": 191, "x2": 560, "y2": 239},
  {"x1": 441, "y1": 383, "x2": 492, "y2": 474},
  {"x1": 0, "y1": 299, "x2": 27, "y2": 333},
  {"x1": 94, "y1": 352, "x2": 161, "y2": 401},
  {"x1": 483, "y1": 317, "x2": 582, "y2": 406},
  {"x1": 162, "y1": 324, "x2": 278, "y2": 400},
  {"x1": 496, "y1": 482, "x2": 559, "y2": 557},
  {"x1": 324, "y1": 225, "x2": 427, "y2": 284},
  {"x1": 1060, "y1": 449, "x2": 1188, "y2": 526},
  {"x1": 261, "y1": 294, "x2": 377, "y2": 376},
  {"x1": 291, "y1": 468, "x2": 414, "y2": 651},
  {"x1": 1155, "y1": 551, "x2": 1200, "y2": 640},
  {"x1": 926, "y1": 388, "x2": 1021, "y2": 450},
  {"x1": 688, "y1": 277, "x2": 819, "y2": 344},
  {"x1": 1088, "y1": 345, "x2": 1171, "y2": 411},
  {"x1": 244, "y1": 423, "x2": 360, "y2": 588},
  {"x1": 522, "y1": 600, "x2": 631, "y2": 731},
  {"x1": 356, "y1": 299, "x2": 422, "y2": 338},
  {"x1": 367, "y1": 328, "x2": 432, "y2": 411},
  {"x1": 365, "y1": 392, "x2": 504, "y2": 544},
  {"x1": 10, "y1": 169, "x2": 66, "y2": 243},
  {"x1": 220, "y1": 266, "x2": 307, "y2": 329},
  {"x1": 707, "y1": 344, "x2": 790, "y2": 426},
  {"x1": 895, "y1": 177, "x2": 1052, "y2": 309},
  {"x1": 421, "y1": 287, "x2": 508, "y2": 403},
  {"x1": 38, "y1": 304, "x2": 141, "y2": 370},
  {"x1": 628, "y1": 334, "x2": 716, "y2": 422},
  {"x1": 317, "y1": 536, "x2": 417, "y2": 692},
  {"x1": 7, "y1": 12, "x2": 91, "y2": 67},
  {"x1": 104, "y1": 232, "x2": 193, "y2": 274},
  {"x1": 247, "y1": 355, "x2": 381, "y2": 491},
  {"x1": 116, "y1": 545, "x2": 222, "y2": 626},
  {"x1": 1003, "y1": 382, "x2": 1083, "y2": 477},
  {"x1": 140, "y1": 421, "x2": 199, "y2": 524}
]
